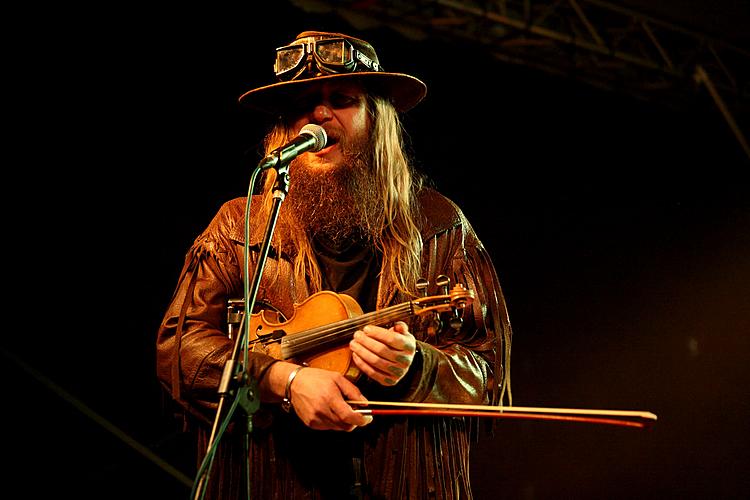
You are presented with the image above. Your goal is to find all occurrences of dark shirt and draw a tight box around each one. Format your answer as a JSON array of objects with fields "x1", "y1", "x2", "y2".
[{"x1": 312, "y1": 234, "x2": 381, "y2": 314}]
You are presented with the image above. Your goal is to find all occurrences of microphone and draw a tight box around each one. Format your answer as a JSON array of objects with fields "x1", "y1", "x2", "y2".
[{"x1": 259, "y1": 124, "x2": 327, "y2": 170}]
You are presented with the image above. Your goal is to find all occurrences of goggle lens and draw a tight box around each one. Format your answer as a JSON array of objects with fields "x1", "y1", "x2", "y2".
[
  {"x1": 315, "y1": 39, "x2": 352, "y2": 65},
  {"x1": 275, "y1": 45, "x2": 306, "y2": 75}
]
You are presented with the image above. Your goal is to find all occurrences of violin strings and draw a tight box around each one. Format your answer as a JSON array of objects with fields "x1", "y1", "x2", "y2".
[
  {"x1": 282, "y1": 303, "x2": 413, "y2": 358},
  {"x1": 283, "y1": 306, "x2": 410, "y2": 354}
]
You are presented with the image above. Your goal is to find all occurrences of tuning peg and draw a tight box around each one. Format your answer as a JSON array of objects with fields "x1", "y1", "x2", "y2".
[
  {"x1": 435, "y1": 275, "x2": 450, "y2": 295},
  {"x1": 426, "y1": 316, "x2": 442, "y2": 337},
  {"x1": 416, "y1": 277, "x2": 429, "y2": 297},
  {"x1": 449, "y1": 315, "x2": 463, "y2": 330}
]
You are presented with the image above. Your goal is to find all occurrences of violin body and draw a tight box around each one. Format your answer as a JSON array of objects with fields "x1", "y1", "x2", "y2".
[{"x1": 248, "y1": 291, "x2": 365, "y2": 381}]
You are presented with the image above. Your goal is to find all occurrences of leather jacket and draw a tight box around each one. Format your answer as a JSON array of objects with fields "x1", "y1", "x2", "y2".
[{"x1": 156, "y1": 187, "x2": 512, "y2": 499}]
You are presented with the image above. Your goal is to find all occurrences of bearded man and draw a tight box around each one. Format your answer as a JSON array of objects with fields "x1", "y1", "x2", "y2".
[{"x1": 156, "y1": 30, "x2": 513, "y2": 499}]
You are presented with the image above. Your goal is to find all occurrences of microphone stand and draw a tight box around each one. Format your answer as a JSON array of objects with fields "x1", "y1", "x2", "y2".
[{"x1": 191, "y1": 153, "x2": 290, "y2": 500}]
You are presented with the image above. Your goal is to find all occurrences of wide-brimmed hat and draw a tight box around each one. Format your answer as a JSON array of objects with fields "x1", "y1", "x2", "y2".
[{"x1": 238, "y1": 30, "x2": 427, "y2": 114}]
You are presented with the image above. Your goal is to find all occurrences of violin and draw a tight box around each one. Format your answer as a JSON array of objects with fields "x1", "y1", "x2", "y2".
[
  {"x1": 244, "y1": 284, "x2": 475, "y2": 381},
  {"x1": 235, "y1": 286, "x2": 658, "y2": 429}
]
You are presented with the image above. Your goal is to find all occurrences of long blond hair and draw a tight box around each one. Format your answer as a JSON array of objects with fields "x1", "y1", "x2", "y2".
[{"x1": 256, "y1": 95, "x2": 423, "y2": 298}]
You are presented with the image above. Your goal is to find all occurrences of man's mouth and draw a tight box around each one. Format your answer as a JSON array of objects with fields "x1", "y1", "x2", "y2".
[{"x1": 317, "y1": 134, "x2": 339, "y2": 153}]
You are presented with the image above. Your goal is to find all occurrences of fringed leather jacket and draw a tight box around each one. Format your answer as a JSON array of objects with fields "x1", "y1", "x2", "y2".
[{"x1": 156, "y1": 187, "x2": 512, "y2": 499}]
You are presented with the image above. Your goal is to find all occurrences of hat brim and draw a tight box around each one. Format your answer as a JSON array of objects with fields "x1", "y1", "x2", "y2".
[{"x1": 238, "y1": 72, "x2": 427, "y2": 114}]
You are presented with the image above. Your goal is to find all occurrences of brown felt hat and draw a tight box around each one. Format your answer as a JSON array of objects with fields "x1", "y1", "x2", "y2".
[{"x1": 238, "y1": 31, "x2": 427, "y2": 114}]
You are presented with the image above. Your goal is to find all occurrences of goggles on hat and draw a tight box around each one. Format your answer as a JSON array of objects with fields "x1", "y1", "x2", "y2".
[{"x1": 274, "y1": 38, "x2": 380, "y2": 81}]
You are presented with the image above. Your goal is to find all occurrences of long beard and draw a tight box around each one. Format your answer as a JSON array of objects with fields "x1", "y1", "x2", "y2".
[{"x1": 286, "y1": 130, "x2": 381, "y2": 245}]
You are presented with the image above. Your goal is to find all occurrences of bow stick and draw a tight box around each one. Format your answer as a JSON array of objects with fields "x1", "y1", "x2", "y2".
[{"x1": 348, "y1": 401, "x2": 658, "y2": 429}]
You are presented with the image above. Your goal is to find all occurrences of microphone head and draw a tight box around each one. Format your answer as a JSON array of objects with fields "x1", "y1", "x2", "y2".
[{"x1": 299, "y1": 124, "x2": 328, "y2": 152}]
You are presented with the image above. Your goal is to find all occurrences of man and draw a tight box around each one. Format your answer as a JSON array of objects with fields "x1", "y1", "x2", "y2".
[{"x1": 156, "y1": 30, "x2": 513, "y2": 499}]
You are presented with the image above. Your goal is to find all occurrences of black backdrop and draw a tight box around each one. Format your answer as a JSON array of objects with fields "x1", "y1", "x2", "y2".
[{"x1": 6, "y1": 2, "x2": 749, "y2": 499}]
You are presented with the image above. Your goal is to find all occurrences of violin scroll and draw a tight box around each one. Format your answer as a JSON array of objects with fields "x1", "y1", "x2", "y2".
[
  {"x1": 412, "y1": 276, "x2": 475, "y2": 335},
  {"x1": 411, "y1": 277, "x2": 475, "y2": 316}
]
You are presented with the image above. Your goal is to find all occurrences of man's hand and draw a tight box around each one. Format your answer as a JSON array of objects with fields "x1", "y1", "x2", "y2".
[
  {"x1": 289, "y1": 367, "x2": 373, "y2": 431},
  {"x1": 349, "y1": 321, "x2": 417, "y2": 386},
  {"x1": 261, "y1": 362, "x2": 372, "y2": 431}
]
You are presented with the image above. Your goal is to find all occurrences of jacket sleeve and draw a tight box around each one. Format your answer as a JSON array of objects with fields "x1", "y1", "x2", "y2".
[
  {"x1": 376, "y1": 192, "x2": 512, "y2": 409},
  {"x1": 155, "y1": 201, "x2": 278, "y2": 423}
]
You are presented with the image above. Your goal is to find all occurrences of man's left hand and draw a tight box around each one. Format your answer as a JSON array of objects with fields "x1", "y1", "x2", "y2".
[{"x1": 349, "y1": 321, "x2": 417, "y2": 386}]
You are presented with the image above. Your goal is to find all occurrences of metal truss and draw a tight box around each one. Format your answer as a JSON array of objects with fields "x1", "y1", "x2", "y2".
[{"x1": 294, "y1": 0, "x2": 750, "y2": 157}]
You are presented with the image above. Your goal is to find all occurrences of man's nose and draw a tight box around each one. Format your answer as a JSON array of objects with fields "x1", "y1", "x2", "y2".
[{"x1": 312, "y1": 103, "x2": 333, "y2": 123}]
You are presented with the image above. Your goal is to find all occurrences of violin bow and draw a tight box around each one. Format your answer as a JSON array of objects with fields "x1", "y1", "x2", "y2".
[{"x1": 348, "y1": 400, "x2": 658, "y2": 429}]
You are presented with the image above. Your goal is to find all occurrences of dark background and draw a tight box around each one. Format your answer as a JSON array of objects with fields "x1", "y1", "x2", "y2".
[{"x1": 6, "y1": 2, "x2": 749, "y2": 499}]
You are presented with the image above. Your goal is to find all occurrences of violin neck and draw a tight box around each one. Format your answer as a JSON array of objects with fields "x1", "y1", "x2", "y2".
[{"x1": 280, "y1": 302, "x2": 414, "y2": 359}]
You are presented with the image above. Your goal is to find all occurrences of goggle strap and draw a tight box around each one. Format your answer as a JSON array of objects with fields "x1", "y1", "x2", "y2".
[{"x1": 354, "y1": 50, "x2": 379, "y2": 71}]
